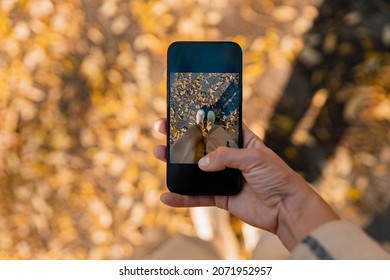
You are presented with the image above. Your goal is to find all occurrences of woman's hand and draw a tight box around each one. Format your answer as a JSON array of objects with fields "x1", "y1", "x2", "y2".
[{"x1": 154, "y1": 118, "x2": 339, "y2": 251}]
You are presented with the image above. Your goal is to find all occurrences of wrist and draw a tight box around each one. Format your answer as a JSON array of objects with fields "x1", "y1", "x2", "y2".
[{"x1": 275, "y1": 177, "x2": 339, "y2": 251}]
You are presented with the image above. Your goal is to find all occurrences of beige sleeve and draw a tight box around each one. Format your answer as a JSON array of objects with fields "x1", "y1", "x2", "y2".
[{"x1": 290, "y1": 220, "x2": 390, "y2": 260}]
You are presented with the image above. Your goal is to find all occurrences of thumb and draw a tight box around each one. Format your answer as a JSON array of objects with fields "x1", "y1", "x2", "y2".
[{"x1": 198, "y1": 146, "x2": 259, "y2": 172}]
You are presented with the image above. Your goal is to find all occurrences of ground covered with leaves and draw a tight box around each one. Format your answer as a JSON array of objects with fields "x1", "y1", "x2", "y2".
[
  {"x1": 169, "y1": 72, "x2": 239, "y2": 145},
  {"x1": 0, "y1": 0, "x2": 389, "y2": 259}
]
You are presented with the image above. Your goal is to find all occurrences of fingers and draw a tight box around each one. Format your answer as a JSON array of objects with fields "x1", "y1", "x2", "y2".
[
  {"x1": 154, "y1": 118, "x2": 167, "y2": 135},
  {"x1": 153, "y1": 145, "x2": 166, "y2": 162},
  {"x1": 160, "y1": 192, "x2": 217, "y2": 207},
  {"x1": 153, "y1": 118, "x2": 167, "y2": 162},
  {"x1": 153, "y1": 118, "x2": 266, "y2": 172},
  {"x1": 198, "y1": 146, "x2": 262, "y2": 173},
  {"x1": 160, "y1": 192, "x2": 230, "y2": 210},
  {"x1": 197, "y1": 147, "x2": 235, "y2": 171}
]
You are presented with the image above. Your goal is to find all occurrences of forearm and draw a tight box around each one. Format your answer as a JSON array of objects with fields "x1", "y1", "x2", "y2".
[{"x1": 275, "y1": 178, "x2": 339, "y2": 251}]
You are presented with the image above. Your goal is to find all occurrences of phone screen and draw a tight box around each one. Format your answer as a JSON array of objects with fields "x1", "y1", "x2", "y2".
[
  {"x1": 167, "y1": 42, "x2": 242, "y2": 195},
  {"x1": 169, "y1": 72, "x2": 240, "y2": 163}
]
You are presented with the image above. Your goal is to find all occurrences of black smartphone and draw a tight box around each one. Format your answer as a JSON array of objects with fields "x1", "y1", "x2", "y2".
[{"x1": 166, "y1": 41, "x2": 243, "y2": 195}]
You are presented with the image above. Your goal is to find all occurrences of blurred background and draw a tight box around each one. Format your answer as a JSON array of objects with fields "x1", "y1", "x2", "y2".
[{"x1": 0, "y1": 0, "x2": 389, "y2": 259}]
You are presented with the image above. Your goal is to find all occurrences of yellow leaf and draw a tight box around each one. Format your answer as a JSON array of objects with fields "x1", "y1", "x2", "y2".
[
  {"x1": 0, "y1": 12, "x2": 11, "y2": 37},
  {"x1": 124, "y1": 164, "x2": 139, "y2": 183},
  {"x1": 347, "y1": 187, "x2": 363, "y2": 202}
]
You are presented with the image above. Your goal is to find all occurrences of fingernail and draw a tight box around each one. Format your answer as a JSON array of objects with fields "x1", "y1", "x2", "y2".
[
  {"x1": 153, "y1": 121, "x2": 160, "y2": 132},
  {"x1": 198, "y1": 155, "x2": 210, "y2": 167}
]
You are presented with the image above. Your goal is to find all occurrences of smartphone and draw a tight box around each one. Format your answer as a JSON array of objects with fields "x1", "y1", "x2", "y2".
[{"x1": 166, "y1": 41, "x2": 243, "y2": 195}]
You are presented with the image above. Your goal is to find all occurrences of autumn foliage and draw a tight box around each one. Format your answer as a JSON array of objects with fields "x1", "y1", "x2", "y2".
[{"x1": 1, "y1": 0, "x2": 389, "y2": 259}]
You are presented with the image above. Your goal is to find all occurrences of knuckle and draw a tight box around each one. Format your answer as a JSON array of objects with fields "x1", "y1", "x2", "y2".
[
  {"x1": 207, "y1": 146, "x2": 230, "y2": 168},
  {"x1": 212, "y1": 146, "x2": 230, "y2": 159}
]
